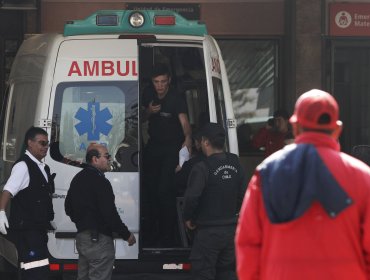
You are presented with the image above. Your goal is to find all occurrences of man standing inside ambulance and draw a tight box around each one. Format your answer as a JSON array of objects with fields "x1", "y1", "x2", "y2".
[
  {"x1": 236, "y1": 89, "x2": 370, "y2": 280},
  {"x1": 0, "y1": 127, "x2": 55, "y2": 280},
  {"x1": 142, "y1": 63, "x2": 192, "y2": 247}
]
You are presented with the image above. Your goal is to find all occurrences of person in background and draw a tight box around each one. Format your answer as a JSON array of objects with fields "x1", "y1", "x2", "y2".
[
  {"x1": 0, "y1": 126, "x2": 55, "y2": 280},
  {"x1": 252, "y1": 109, "x2": 293, "y2": 157},
  {"x1": 142, "y1": 63, "x2": 192, "y2": 247},
  {"x1": 183, "y1": 123, "x2": 247, "y2": 280},
  {"x1": 236, "y1": 89, "x2": 370, "y2": 280},
  {"x1": 65, "y1": 143, "x2": 136, "y2": 280}
]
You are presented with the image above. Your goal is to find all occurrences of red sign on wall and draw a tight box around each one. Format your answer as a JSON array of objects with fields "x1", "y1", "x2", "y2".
[{"x1": 330, "y1": 3, "x2": 370, "y2": 36}]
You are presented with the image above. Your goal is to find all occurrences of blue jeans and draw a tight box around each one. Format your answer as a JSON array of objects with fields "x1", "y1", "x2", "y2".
[{"x1": 76, "y1": 231, "x2": 115, "y2": 280}]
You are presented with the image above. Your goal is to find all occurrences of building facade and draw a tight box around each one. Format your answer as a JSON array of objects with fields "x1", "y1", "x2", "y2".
[{"x1": 1, "y1": 0, "x2": 369, "y2": 174}]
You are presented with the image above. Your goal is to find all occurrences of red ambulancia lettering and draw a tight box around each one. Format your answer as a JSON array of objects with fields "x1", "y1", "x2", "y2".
[
  {"x1": 84, "y1": 61, "x2": 99, "y2": 76},
  {"x1": 68, "y1": 61, "x2": 82, "y2": 76},
  {"x1": 68, "y1": 60, "x2": 138, "y2": 77},
  {"x1": 102, "y1": 61, "x2": 114, "y2": 76}
]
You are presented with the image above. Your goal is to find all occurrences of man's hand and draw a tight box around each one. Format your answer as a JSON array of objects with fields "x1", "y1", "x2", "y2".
[
  {"x1": 175, "y1": 165, "x2": 182, "y2": 173},
  {"x1": 147, "y1": 101, "x2": 161, "y2": 114},
  {"x1": 0, "y1": 210, "x2": 9, "y2": 235},
  {"x1": 126, "y1": 233, "x2": 136, "y2": 246},
  {"x1": 185, "y1": 220, "x2": 196, "y2": 230}
]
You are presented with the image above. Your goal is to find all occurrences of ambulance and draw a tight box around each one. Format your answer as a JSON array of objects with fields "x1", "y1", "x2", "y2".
[{"x1": 0, "y1": 10, "x2": 238, "y2": 276}]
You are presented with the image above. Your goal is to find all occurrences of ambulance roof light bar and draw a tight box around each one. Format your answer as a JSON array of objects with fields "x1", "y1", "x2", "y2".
[{"x1": 64, "y1": 10, "x2": 207, "y2": 37}]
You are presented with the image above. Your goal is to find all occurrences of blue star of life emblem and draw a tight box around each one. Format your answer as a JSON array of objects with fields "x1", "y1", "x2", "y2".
[{"x1": 74, "y1": 101, "x2": 113, "y2": 141}]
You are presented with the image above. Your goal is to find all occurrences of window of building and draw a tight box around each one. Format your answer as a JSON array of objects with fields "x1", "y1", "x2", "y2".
[{"x1": 217, "y1": 39, "x2": 279, "y2": 154}]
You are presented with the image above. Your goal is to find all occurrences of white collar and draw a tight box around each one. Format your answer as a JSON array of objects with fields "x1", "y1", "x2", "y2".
[{"x1": 25, "y1": 150, "x2": 45, "y2": 167}]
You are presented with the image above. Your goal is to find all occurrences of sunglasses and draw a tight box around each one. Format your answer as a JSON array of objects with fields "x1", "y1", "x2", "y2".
[
  {"x1": 37, "y1": 140, "x2": 50, "y2": 147},
  {"x1": 98, "y1": 154, "x2": 111, "y2": 160}
]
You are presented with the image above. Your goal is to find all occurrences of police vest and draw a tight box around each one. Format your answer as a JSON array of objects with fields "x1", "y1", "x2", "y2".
[
  {"x1": 195, "y1": 153, "x2": 242, "y2": 226},
  {"x1": 9, "y1": 154, "x2": 55, "y2": 230}
]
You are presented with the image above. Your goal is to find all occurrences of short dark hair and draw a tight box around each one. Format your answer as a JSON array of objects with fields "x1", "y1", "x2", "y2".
[
  {"x1": 273, "y1": 109, "x2": 290, "y2": 120},
  {"x1": 24, "y1": 126, "x2": 48, "y2": 148},
  {"x1": 206, "y1": 136, "x2": 225, "y2": 150},
  {"x1": 85, "y1": 148, "x2": 100, "y2": 163},
  {"x1": 198, "y1": 123, "x2": 226, "y2": 150},
  {"x1": 151, "y1": 63, "x2": 171, "y2": 78}
]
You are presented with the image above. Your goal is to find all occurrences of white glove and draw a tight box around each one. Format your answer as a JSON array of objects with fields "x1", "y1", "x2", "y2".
[{"x1": 0, "y1": 210, "x2": 9, "y2": 235}]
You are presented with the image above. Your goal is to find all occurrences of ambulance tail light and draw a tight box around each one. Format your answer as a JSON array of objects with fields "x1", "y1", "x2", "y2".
[
  {"x1": 49, "y1": 263, "x2": 78, "y2": 271},
  {"x1": 154, "y1": 15, "x2": 176, "y2": 26},
  {"x1": 63, "y1": 263, "x2": 78, "y2": 271},
  {"x1": 49, "y1": 264, "x2": 60, "y2": 271},
  {"x1": 182, "y1": 263, "x2": 191, "y2": 271}
]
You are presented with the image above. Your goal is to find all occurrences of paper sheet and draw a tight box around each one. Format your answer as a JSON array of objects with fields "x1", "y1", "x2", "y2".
[{"x1": 179, "y1": 146, "x2": 190, "y2": 167}]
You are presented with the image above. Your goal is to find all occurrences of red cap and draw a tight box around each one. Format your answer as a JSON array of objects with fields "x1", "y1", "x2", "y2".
[{"x1": 289, "y1": 89, "x2": 340, "y2": 130}]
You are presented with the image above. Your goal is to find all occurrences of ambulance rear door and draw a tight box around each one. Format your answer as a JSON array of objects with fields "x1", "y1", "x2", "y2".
[
  {"x1": 203, "y1": 35, "x2": 238, "y2": 154},
  {"x1": 46, "y1": 37, "x2": 140, "y2": 260}
]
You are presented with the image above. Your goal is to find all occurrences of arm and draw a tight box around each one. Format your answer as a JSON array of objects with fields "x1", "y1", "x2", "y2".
[
  {"x1": 183, "y1": 162, "x2": 207, "y2": 229},
  {"x1": 0, "y1": 190, "x2": 11, "y2": 211},
  {"x1": 179, "y1": 113, "x2": 192, "y2": 152},
  {"x1": 235, "y1": 172, "x2": 263, "y2": 280},
  {"x1": 360, "y1": 174, "x2": 370, "y2": 279},
  {"x1": 96, "y1": 178, "x2": 133, "y2": 242},
  {"x1": 0, "y1": 191, "x2": 10, "y2": 234},
  {"x1": 237, "y1": 163, "x2": 249, "y2": 213},
  {"x1": 64, "y1": 187, "x2": 74, "y2": 222},
  {"x1": 0, "y1": 161, "x2": 29, "y2": 234}
]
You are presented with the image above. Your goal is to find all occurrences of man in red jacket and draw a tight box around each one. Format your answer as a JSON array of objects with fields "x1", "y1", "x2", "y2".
[{"x1": 236, "y1": 89, "x2": 370, "y2": 280}]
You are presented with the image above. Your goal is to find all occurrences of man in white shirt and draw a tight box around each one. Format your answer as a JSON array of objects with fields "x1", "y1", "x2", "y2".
[{"x1": 0, "y1": 126, "x2": 55, "y2": 280}]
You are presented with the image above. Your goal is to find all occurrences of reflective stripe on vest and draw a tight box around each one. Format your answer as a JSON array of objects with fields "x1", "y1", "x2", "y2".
[{"x1": 20, "y1": 258, "x2": 49, "y2": 270}]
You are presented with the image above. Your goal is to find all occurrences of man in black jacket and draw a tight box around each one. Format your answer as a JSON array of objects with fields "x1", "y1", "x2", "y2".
[
  {"x1": 183, "y1": 123, "x2": 247, "y2": 280},
  {"x1": 65, "y1": 143, "x2": 135, "y2": 280},
  {"x1": 0, "y1": 126, "x2": 55, "y2": 280}
]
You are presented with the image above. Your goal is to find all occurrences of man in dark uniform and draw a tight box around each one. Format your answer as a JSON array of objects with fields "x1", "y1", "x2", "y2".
[
  {"x1": 183, "y1": 123, "x2": 247, "y2": 280},
  {"x1": 65, "y1": 143, "x2": 136, "y2": 280},
  {"x1": 0, "y1": 126, "x2": 55, "y2": 280},
  {"x1": 142, "y1": 63, "x2": 192, "y2": 246}
]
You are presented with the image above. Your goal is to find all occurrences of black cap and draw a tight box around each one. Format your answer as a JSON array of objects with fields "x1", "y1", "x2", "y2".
[{"x1": 198, "y1": 123, "x2": 225, "y2": 140}]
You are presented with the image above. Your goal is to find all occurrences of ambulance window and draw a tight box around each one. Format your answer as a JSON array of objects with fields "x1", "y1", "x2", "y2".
[
  {"x1": 212, "y1": 77, "x2": 229, "y2": 151},
  {"x1": 51, "y1": 81, "x2": 138, "y2": 172},
  {"x1": 4, "y1": 82, "x2": 39, "y2": 162}
]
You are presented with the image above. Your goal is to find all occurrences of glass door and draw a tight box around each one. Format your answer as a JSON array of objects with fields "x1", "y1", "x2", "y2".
[{"x1": 330, "y1": 41, "x2": 370, "y2": 154}]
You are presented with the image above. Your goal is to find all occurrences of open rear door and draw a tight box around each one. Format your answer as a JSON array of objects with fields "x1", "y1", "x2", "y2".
[
  {"x1": 203, "y1": 36, "x2": 238, "y2": 154},
  {"x1": 46, "y1": 38, "x2": 140, "y2": 260}
]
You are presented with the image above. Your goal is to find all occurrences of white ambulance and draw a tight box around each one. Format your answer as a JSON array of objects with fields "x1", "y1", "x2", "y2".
[{"x1": 0, "y1": 10, "x2": 238, "y2": 276}]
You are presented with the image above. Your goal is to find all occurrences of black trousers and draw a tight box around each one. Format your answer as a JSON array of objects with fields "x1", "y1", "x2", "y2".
[
  {"x1": 143, "y1": 141, "x2": 180, "y2": 245},
  {"x1": 8, "y1": 229, "x2": 49, "y2": 280},
  {"x1": 190, "y1": 225, "x2": 237, "y2": 280}
]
